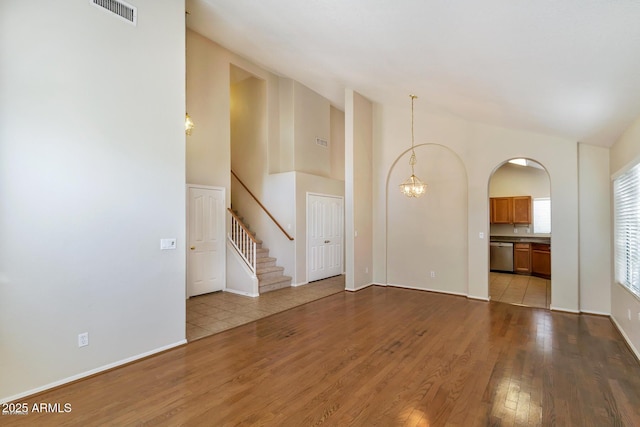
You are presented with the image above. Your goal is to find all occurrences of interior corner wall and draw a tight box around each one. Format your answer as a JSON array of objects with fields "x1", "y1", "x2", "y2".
[
  {"x1": 345, "y1": 90, "x2": 374, "y2": 291},
  {"x1": 230, "y1": 76, "x2": 267, "y2": 211},
  {"x1": 610, "y1": 116, "x2": 640, "y2": 355},
  {"x1": 578, "y1": 143, "x2": 611, "y2": 314},
  {"x1": 0, "y1": 0, "x2": 185, "y2": 401},
  {"x1": 186, "y1": 30, "x2": 280, "y2": 197},
  {"x1": 186, "y1": 30, "x2": 231, "y2": 193}
]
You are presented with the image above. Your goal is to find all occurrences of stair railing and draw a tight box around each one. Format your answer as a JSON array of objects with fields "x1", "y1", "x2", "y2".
[
  {"x1": 231, "y1": 170, "x2": 294, "y2": 241},
  {"x1": 228, "y1": 208, "x2": 257, "y2": 274}
]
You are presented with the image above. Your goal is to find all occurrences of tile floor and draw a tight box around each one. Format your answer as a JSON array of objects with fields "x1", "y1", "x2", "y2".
[
  {"x1": 489, "y1": 271, "x2": 551, "y2": 309},
  {"x1": 186, "y1": 275, "x2": 345, "y2": 341}
]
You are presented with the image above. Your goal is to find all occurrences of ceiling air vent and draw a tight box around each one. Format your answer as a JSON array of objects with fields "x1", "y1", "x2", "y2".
[{"x1": 91, "y1": 0, "x2": 137, "y2": 26}]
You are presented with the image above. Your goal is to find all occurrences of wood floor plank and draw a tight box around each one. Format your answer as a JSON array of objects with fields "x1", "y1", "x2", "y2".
[{"x1": 4, "y1": 286, "x2": 640, "y2": 426}]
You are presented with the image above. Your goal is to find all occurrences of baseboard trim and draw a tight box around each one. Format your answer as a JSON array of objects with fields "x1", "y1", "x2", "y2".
[
  {"x1": 225, "y1": 288, "x2": 259, "y2": 298},
  {"x1": 550, "y1": 305, "x2": 580, "y2": 314},
  {"x1": 610, "y1": 315, "x2": 640, "y2": 363},
  {"x1": 346, "y1": 283, "x2": 375, "y2": 292},
  {"x1": 468, "y1": 295, "x2": 490, "y2": 302},
  {"x1": 580, "y1": 309, "x2": 610, "y2": 316},
  {"x1": 387, "y1": 283, "x2": 467, "y2": 297},
  {"x1": 1, "y1": 340, "x2": 187, "y2": 404},
  {"x1": 291, "y1": 281, "x2": 309, "y2": 287}
]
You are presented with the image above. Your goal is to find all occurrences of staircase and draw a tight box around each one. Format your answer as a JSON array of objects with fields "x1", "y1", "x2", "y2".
[{"x1": 231, "y1": 210, "x2": 292, "y2": 293}]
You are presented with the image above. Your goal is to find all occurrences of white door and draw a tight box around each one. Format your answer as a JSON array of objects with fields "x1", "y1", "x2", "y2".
[
  {"x1": 308, "y1": 194, "x2": 344, "y2": 282},
  {"x1": 187, "y1": 186, "x2": 225, "y2": 297}
]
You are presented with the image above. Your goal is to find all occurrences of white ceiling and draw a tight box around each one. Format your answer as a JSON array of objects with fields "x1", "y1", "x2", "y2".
[{"x1": 186, "y1": 0, "x2": 640, "y2": 147}]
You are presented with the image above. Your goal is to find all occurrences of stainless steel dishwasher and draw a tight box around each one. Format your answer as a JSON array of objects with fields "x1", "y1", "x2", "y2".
[{"x1": 490, "y1": 242, "x2": 514, "y2": 272}]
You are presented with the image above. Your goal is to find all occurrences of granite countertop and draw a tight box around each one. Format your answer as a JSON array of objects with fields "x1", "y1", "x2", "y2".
[{"x1": 490, "y1": 235, "x2": 551, "y2": 244}]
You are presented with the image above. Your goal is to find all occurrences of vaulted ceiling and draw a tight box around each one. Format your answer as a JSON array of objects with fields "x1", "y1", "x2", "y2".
[{"x1": 186, "y1": 0, "x2": 640, "y2": 147}]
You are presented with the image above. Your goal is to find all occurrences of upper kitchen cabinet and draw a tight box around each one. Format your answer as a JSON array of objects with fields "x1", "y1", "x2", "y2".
[
  {"x1": 491, "y1": 197, "x2": 512, "y2": 223},
  {"x1": 490, "y1": 196, "x2": 531, "y2": 224},
  {"x1": 512, "y1": 196, "x2": 531, "y2": 224}
]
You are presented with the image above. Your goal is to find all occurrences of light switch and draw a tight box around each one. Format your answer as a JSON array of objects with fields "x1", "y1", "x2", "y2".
[
  {"x1": 479, "y1": 232, "x2": 485, "y2": 239},
  {"x1": 160, "y1": 238, "x2": 177, "y2": 250}
]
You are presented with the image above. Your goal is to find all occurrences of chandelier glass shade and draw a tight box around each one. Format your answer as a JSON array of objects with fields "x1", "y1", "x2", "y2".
[
  {"x1": 399, "y1": 95, "x2": 427, "y2": 198},
  {"x1": 185, "y1": 113, "x2": 194, "y2": 136}
]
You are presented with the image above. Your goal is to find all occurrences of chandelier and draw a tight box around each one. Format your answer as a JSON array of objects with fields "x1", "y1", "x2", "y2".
[
  {"x1": 185, "y1": 113, "x2": 194, "y2": 136},
  {"x1": 399, "y1": 95, "x2": 427, "y2": 198}
]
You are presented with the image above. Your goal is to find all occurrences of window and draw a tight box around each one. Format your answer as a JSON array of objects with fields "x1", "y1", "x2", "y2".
[
  {"x1": 533, "y1": 198, "x2": 551, "y2": 234},
  {"x1": 614, "y1": 163, "x2": 640, "y2": 297}
]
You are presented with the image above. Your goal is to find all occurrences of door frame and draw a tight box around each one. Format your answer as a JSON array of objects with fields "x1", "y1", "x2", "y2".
[
  {"x1": 306, "y1": 192, "x2": 345, "y2": 283},
  {"x1": 186, "y1": 184, "x2": 226, "y2": 298}
]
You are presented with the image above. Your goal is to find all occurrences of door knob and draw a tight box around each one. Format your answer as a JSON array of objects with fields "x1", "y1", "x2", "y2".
[
  {"x1": 190, "y1": 246, "x2": 195, "y2": 250},
  {"x1": 324, "y1": 240, "x2": 330, "y2": 243}
]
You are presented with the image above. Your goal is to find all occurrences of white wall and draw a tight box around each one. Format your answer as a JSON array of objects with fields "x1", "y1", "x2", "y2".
[
  {"x1": 294, "y1": 82, "x2": 332, "y2": 177},
  {"x1": 186, "y1": 30, "x2": 231, "y2": 190},
  {"x1": 345, "y1": 90, "x2": 374, "y2": 290},
  {"x1": 610, "y1": 116, "x2": 640, "y2": 356},
  {"x1": 277, "y1": 78, "x2": 295, "y2": 173},
  {"x1": 330, "y1": 106, "x2": 346, "y2": 181},
  {"x1": 578, "y1": 144, "x2": 611, "y2": 315},
  {"x1": 373, "y1": 105, "x2": 580, "y2": 310},
  {"x1": 0, "y1": 0, "x2": 185, "y2": 401}
]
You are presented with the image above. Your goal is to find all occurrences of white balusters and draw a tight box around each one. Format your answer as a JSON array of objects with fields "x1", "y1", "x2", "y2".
[{"x1": 229, "y1": 212, "x2": 257, "y2": 274}]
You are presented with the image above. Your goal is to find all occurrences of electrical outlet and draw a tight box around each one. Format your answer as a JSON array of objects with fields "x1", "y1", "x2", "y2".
[
  {"x1": 430, "y1": 271, "x2": 436, "y2": 278},
  {"x1": 514, "y1": 228, "x2": 518, "y2": 233},
  {"x1": 628, "y1": 309, "x2": 632, "y2": 320},
  {"x1": 78, "y1": 332, "x2": 89, "y2": 348},
  {"x1": 365, "y1": 267, "x2": 369, "y2": 274}
]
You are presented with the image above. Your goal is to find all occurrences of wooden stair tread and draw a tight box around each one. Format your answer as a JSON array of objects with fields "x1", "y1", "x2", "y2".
[
  {"x1": 257, "y1": 266, "x2": 284, "y2": 274},
  {"x1": 259, "y1": 275, "x2": 292, "y2": 287}
]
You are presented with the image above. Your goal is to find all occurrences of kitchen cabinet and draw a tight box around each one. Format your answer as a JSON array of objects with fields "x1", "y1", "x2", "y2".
[
  {"x1": 512, "y1": 196, "x2": 532, "y2": 224},
  {"x1": 531, "y1": 243, "x2": 551, "y2": 279},
  {"x1": 490, "y1": 196, "x2": 532, "y2": 224},
  {"x1": 514, "y1": 243, "x2": 531, "y2": 274},
  {"x1": 491, "y1": 197, "x2": 512, "y2": 224}
]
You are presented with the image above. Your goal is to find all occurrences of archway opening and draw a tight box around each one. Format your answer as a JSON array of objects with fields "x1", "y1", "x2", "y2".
[{"x1": 488, "y1": 158, "x2": 551, "y2": 309}]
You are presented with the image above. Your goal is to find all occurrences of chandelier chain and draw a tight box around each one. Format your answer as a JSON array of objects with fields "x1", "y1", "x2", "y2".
[
  {"x1": 399, "y1": 93, "x2": 427, "y2": 198},
  {"x1": 410, "y1": 95, "x2": 417, "y2": 173}
]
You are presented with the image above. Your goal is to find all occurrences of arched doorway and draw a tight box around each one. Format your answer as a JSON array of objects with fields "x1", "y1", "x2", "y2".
[{"x1": 488, "y1": 158, "x2": 551, "y2": 308}]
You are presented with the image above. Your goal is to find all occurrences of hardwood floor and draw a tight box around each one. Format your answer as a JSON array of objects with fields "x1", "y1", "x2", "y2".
[{"x1": 4, "y1": 286, "x2": 640, "y2": 426}]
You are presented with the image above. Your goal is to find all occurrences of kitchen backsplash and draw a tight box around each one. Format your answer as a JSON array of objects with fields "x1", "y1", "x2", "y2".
[{"x1": 490, "y1": 224, "x2": 551, "y2": 237}]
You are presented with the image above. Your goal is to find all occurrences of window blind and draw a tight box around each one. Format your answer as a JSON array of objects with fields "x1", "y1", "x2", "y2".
[
  {"x1": 533, "y1": 198, "x2": 551, "y2": 234},
  {"x1": 614, "y1": 163, "x2": 640, "y2": 297}
]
